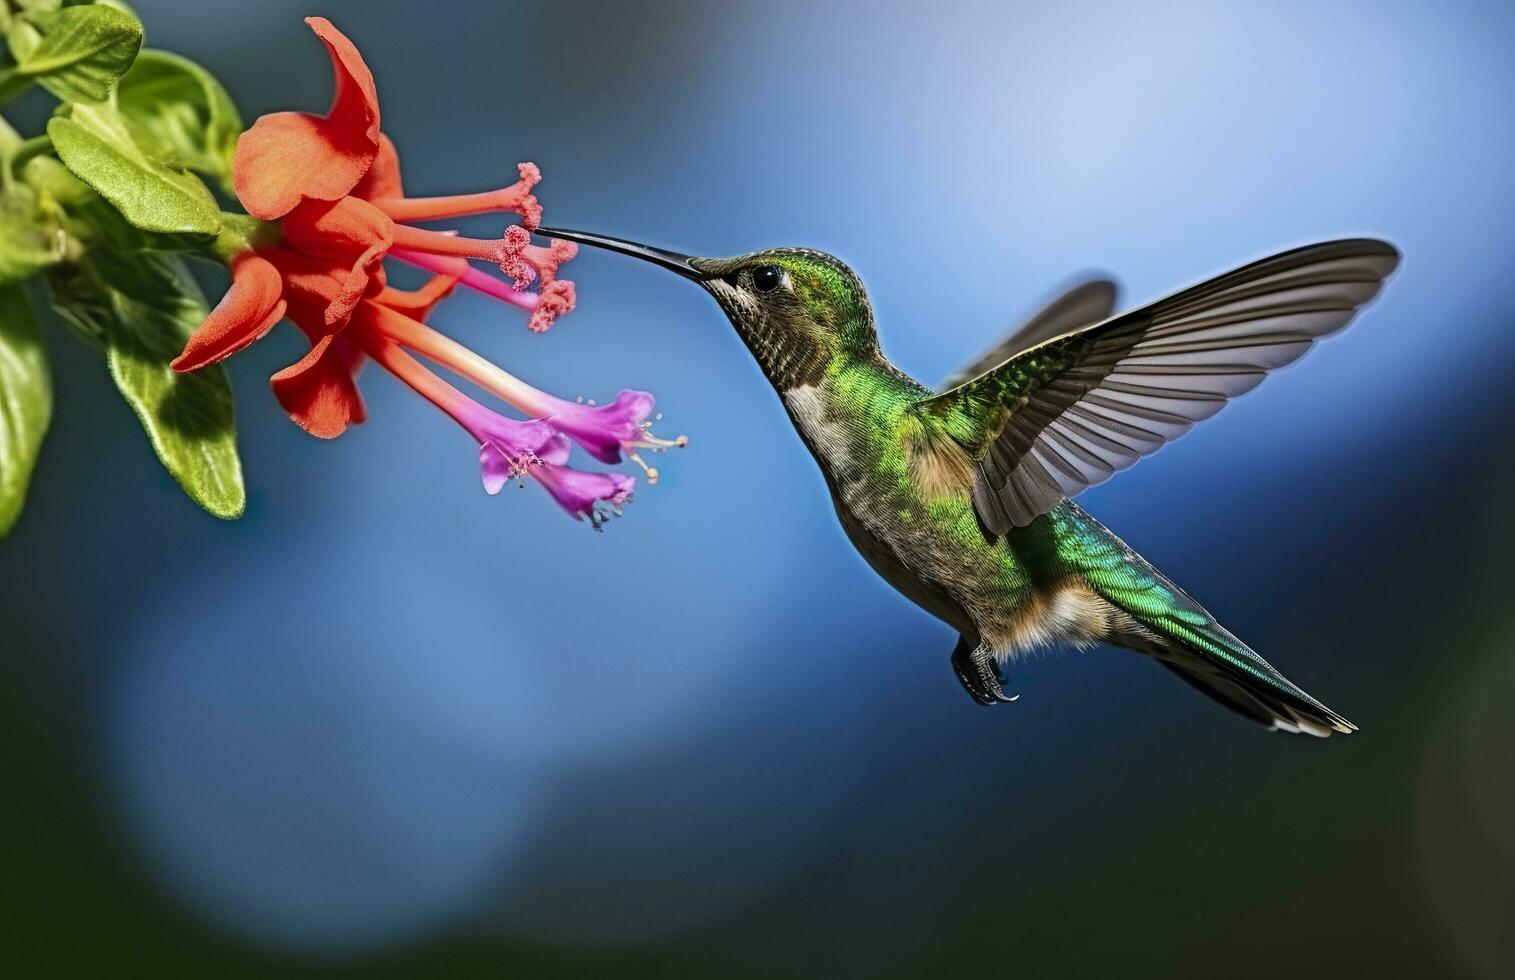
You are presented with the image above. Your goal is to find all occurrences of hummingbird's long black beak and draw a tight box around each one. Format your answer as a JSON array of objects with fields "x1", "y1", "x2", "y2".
[{"x1": 537, "y1": 227, "x2": 714, "y2": 281}]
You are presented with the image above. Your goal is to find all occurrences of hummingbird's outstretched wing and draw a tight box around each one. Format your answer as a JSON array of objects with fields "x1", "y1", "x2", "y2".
[
  {"x1": 936, "y1": 277, "x2": 1118, "y2": 392},
  {"x1": 917, "y1": 239, "x2": 1400, "y2": 534}
]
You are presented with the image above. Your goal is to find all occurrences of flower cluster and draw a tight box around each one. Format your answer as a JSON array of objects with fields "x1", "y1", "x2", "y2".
[{"x1": 172, "y1": 17, "x2": 679, "y2": 526}]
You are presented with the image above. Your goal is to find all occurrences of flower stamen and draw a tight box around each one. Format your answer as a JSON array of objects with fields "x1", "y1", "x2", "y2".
[
  {"x1": 368, "y1": 162, "x2": 543, "y2": 227},
  {"x1": 626, "y1": 451, "x2": 659, "y2": 485},
  {"x1": 390, "y1": 247, "x2": 539, "y2": 313},
  {"x1": 521, "y1": 238, "x2": 577, "y2": 282},
  {"x1": 632, "y1": 426, "x2": 690, "y2": 452},
  {"x1": 391, "y1": 224, "x2": 515, "y2": 267}
]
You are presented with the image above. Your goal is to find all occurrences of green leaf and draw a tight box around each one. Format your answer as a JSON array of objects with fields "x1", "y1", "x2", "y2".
[
  {"x1": 42, "y1": 259, "x2": 111, "y2": 347},
  {"x1": 23, "y1": 152, "x2": 194, "y2": 256},
  {"x1": 0, "y1": 187, "x2": 60, "y2": 284},
  {"x1": 15, "y1": 3, "x2": 141, "y2": 103},
  {"x1": 117, "y1": 49, "x2": 241, "y2": 186},
  {"x1": 19, "y1": 152, "x2": 94, "y2": 208},
  {"x1": 48, "y1": 250, "x2": 245, "y2": 517},
  {"x1": 4, "y1": 18, "x2": 42, "y2": 62},
  {"x1": 21, "y1": 153, "x2": 226, "y2": 262},
  {"x1": 0, "y1": 111, "x2": 20, "y2": 155},
  {"x1": 98, "y1": 251, "x2": 245, "y2": 518},
  {"x1": 0, "y1": 283, "x2": 52, "y2": 537},
  {"x1": 1, "y1": 119, "x2": 64, "y2": 282},
  {"x1": 0, "y1": 61, "x2": 33, "y2": 104},
  {"x1": 48, "y1": 102, "x2": 220, "y2": 237}
]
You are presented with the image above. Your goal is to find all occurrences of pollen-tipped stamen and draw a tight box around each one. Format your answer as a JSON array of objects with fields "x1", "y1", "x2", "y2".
[
  {"x1": 390, "y1": 247, "x2": 540, "y2": 313},
  {"x1": 626, "y1": 451, "x2": 659, "y2": 485},
  {"x1": 522, "y1": 239, "x2": 578, "y2": 282},
  {"x1": 390, "y1": 224, "x2": 520, "y2": 270},
  {"x1": 369, "y1": 162, "x2": 544, "y2": 227},
  {"x1": 527, "y1": 279, "x2": 575, "y2": 333},
  {"x1": 633, "y1": 427, "x2": 689, "y2": 452}
]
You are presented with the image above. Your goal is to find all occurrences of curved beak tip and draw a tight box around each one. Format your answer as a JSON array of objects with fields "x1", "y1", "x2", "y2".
[{"x1": 537, "y1": 227, "x2": 713, "y2": 281}]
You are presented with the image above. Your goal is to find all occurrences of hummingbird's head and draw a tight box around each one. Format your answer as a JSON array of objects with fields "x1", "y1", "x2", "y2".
[{"x1": 539, "y1": 229, "x2": 877, "y2": 391}]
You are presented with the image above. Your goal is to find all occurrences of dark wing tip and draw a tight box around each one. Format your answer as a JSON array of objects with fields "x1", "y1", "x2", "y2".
[
  {"x1": 964, "y1": 237, "x2": 1405, "y2": 531},
  {"x1": 1318, "y1": 237, "x2": 1402, "y2": 273},
  {"x1": 1066, "y1": 275, "x2": 1120, "y2": 300}
]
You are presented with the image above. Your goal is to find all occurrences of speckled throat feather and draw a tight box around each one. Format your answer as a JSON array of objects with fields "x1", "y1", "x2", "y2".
[{"x1": 694, "y1": 249, "x2": 878, "y2": 391}]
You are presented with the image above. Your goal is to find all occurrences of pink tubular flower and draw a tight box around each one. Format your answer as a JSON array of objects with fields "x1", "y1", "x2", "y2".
[
  {"x1": 528, "y1": 389, "x2": 686, "y2": 468},
  {"x1": 170, "y1": 16, "x2": 683, "y2": 526},
  {"x1": 364, "y1": 303, "x2": 687, "y2": 480},
  {"x1": 354, "y1": 322, "x2": 643, "y2": 528},
  {"x1": 534, "y1": 464, "x2": 636, "y2": 529}
]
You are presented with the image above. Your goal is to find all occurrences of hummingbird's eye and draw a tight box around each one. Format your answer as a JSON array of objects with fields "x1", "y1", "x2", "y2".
[{"x1": 751, "y1": 265, "x2": 783, "y2": 294}]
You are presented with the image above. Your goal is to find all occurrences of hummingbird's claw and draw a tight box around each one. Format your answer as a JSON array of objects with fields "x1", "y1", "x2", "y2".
[{"x1": 951, "y1": 639, "x2": 1019, "y2": 706}]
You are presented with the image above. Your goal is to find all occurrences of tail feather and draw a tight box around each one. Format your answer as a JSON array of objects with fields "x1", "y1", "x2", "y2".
[
  {"x1": 1155, "y1": 651, "x2": 1353, "y2": 738},
  {"x1": 1047, "y1": 502, "x2": 1356, "y2": 737}
]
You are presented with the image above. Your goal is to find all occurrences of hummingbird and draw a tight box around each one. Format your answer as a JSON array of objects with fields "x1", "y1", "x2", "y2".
[{"x1": 543, "y1": 228, "x2": 1399, "y2": 736}]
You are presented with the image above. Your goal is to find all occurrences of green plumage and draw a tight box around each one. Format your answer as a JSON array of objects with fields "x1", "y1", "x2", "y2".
[
  {"x1": 797, "y1": 348, "x2": 1349, "y2": 735},
  {"x1": 548, "y1": 228, "x2": 1399, "y2": 736}
]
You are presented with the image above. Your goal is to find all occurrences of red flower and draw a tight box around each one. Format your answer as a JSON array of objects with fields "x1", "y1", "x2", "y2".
[
  {"x1": 231, "y1": 16, "x2": 380, "y2": 221},
  {"x1": 172, "y1": 17, "x2": 676, "y2": 525},
  {"x1": 172, "y1": 253, "x2": 286, "y2": 372}
]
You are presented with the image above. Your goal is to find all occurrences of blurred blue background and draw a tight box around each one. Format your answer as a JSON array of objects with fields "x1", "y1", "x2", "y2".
[{"x1": 3, "y1": 1, "x2": 1514, "y2": 976}]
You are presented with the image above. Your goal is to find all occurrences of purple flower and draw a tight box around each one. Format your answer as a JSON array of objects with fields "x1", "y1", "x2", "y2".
[
  {"x1": 473, "y1": 415, "x2": 569, "y2": 494},
  {"x1": 342, "y1": 289, "x2": 682, "y2": 527},
  {"x1": 537, "y1": 389, "x2": 688, "y2": 474},
  {"x1": 533, "y1": 464, "x2": 636, "y2": 529}
]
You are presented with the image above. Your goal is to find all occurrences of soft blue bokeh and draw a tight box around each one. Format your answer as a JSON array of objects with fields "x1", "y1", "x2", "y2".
[{"x1": 3, "y1": 1, "x2": 1514, "y2": 975}]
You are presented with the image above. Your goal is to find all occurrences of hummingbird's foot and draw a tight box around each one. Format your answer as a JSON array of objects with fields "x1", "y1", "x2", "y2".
[{"x1": 951, "y1": 639, "x2": 1019, "y2": 706}]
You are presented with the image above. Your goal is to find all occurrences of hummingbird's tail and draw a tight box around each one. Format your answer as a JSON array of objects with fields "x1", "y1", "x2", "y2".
[{"x1": 1048, "y1": 503, "x2": 1356, "y2": 737}]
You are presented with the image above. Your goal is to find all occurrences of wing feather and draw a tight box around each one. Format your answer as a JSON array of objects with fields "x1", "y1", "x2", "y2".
[
  {"x1": 937, "y1": 277, "x2": 1118, "y2": 391},
  {"x1": 921, "y1": 239, "x2": 1400, "y2": 533}
]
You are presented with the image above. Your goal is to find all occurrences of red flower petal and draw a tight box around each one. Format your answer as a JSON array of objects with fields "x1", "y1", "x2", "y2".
[
  {"x1": 374, "y1": 260, "x2": 466, "y2": 322},
  {"x1": 261, "y1": 247, "x2": 346, "y2": 337},
  {"x1": 282, "y1": 196, "x2": 395, "y2": 327},
  {"x1": 231, "y1": 18, "x2": 381, "y2": 219},
  {"x1": 172, "y1": 253, "x2": 286, "y2": 372},
  {"x1": 270, "y1": 333, "x2": 368, "y2": 439},
  {"x1": 353, "y1": 133, "x2": 403, "y2": 201},
  {"x1": 308, "y1": 16, "x2": 379, "y2": 140}
]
